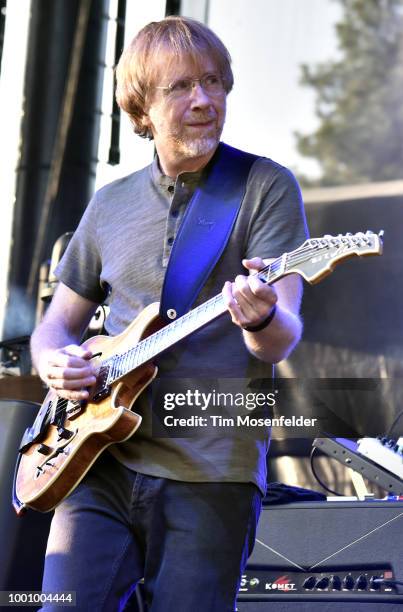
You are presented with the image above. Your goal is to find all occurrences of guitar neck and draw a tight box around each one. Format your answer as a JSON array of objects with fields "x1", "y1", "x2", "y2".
[
  {"x1": 104, "y1": 230, "x2": 383, "y2": 385},
  {"x1": 105, "y1": 293, "x2": 226, "y2": 385},
  {"x1": 105, "y1": 257, "x2": 287, "y2": 385}
]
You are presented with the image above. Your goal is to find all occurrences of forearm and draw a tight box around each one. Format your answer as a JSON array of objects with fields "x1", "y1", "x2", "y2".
[
  {"x1": 29, "y1": 283, "x2": 99, "y2": 398},
  {"x1": 242, "y1": 304, "x2": 302, "y2": 363}
]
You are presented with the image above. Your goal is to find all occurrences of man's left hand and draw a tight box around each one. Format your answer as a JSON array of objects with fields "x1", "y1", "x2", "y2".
[{"x1": 222, "y1": 257, "x2": 277, "y2": 330}]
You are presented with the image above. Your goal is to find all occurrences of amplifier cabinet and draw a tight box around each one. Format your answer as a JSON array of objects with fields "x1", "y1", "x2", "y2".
[
  {"x1": 237, "y1": 500, "x2": 403, "y2": 610},
  {"x1": 0, "y1": 400, "x2": 52, "y2": 592}
]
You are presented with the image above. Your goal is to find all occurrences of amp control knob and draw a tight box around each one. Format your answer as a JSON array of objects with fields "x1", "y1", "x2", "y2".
[
  {"x1": 369, "y1": 576, "x2": 381, "y2": 591},
  {"x1": 342, "y1": 575, "x2": 354, "y2": 590},
  {"x1": 356, "y1": 575, "x2": 367, "y2": 591},
  {"x1": 302, "y1": 576, "x2": 316, "y2": 590},
  {"x1": 329, "y1": 575, "x2": 341, "y2": 590},
  {"x1": 315, "y1": 577, "x2": 330, "y2": 590}
]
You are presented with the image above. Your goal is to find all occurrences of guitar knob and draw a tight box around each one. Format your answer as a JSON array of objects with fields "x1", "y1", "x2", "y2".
[
  {"x1": 57, "y1": 427, "x2": 74, "y2": 441},
  {"x1": 37, "y1": 444, "x2": 51, "y2": 455}
]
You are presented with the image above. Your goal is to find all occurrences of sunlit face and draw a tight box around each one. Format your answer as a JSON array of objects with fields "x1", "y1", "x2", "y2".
[{"x1": 143, "y1": 53, "x2": 227, "y2": 171}]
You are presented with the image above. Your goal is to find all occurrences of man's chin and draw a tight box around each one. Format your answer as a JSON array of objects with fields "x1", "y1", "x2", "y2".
[{"x1": 177, "y1": 136, "x2": 219, "y2": 158}]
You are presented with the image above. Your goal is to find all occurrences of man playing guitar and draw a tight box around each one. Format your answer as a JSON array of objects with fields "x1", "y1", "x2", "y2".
[{"x1": 31, "y1": 16, "x2": 307, "y2": 611}]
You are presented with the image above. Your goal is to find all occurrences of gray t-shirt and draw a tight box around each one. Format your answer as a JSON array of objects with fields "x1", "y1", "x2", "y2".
[{"x1": 55, "y1": 145, "x2": 308, "y2": 494}]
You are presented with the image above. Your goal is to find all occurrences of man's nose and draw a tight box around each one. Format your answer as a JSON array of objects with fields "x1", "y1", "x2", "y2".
[{"x1": 189, "y1": 82, "x2": 211, "y2": 107}]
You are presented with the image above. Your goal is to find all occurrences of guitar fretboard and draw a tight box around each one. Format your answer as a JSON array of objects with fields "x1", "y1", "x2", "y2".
[
  {"x1": 103, "y1": 231, "x2": 381, "y2": 385},
  {"x1": 105, "y1": 293, "x2": 226, "y2": 384},
  {"x1": 104, "y1": 255, "x2": 291, "y2": 385}
]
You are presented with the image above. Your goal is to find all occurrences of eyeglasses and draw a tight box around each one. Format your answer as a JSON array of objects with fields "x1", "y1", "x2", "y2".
[{"x1": 155, "y1": 74, "x2": 225, "y2": 99}]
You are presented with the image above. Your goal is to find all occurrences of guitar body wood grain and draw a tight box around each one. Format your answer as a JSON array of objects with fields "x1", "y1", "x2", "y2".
[
  {"x1": 13, "y1": 232, "x2": 383, "y2": 515},
  {"x1": 15, "y1": 303, "x2": 162, "y2": 514}
]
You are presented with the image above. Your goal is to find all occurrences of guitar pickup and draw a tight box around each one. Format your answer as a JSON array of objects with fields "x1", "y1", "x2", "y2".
[
  {"x1": 93, "y1": 386, "x2": 111, "y2": 402},
  {"x1": 92, "y1": 365, "x2": 111, "y2": 402},
  {"x1": 66, "y1": 404, "x2": 84, "y2": 419},
  {"x1": 37, "y1": 444, "x2": 52, "y2": 455}
]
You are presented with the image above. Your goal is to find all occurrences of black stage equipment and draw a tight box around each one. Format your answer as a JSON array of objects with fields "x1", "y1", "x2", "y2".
[
  {"x1": 236, "y1": 500, "x2": 403, "y2": 611},
  {"x1": 0, "y1": 400, "x2": 51, "y2": 592}
]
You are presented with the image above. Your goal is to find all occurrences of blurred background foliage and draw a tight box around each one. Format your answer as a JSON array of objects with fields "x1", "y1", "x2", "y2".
[{"x1": 296, "y1": 0, "x2": 403, "y2": 187}]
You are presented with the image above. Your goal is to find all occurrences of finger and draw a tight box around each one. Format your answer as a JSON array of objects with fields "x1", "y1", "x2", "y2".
[
  {"x1": 47, "y1": 345, "x2": 92, "y2": 366},
  {"x1": 248, "y1": 274, "x2": 278, "y2": 305},
  {"x1": 234, "y1": 275, "x2": 261, "y2": 310},
  {"x1": 222, "y1": 280, "x2": 237, "y2": 309},
  {"x1": 54, "y1": 388, "x2": 91, "y2": 401},
  {"x1": 223, "y1": 279, "x2": 277, "y2": 329},
  {"x1": 48, "y1": 351, "x2": 96, "y2": 373},
  {"x1": 230, "y1": 276, "x2": 277, "y2": 326},
  {"x1": 223, "y1": 280, "x2": 261, "y2": 327},
  {"x1": 235, "y1": 273, "x2": 278, "y2": 309},
  {"x1": 242, "y1": 258, "x2": 277, "y2": 281},
  {"x1": 222, "y1": 281, "x2": 245, "y2": 324},
  {"x1": 47, "y1": 374, "x2": 97, "y2": 391},
  {"x1": 237, "y1": 279, "x2": 277, "y2": 327},
  {"x1": 63, "y1": 344, "x2": 93, "y2": 359},
  {"x1": 242, "y1": 257, "x2": 265, "y2": 274},
  {"x1": 232, "y1": 289, "x2": 261, "y2": 322},
  {"x1": 47, "y1": 365, "x2": 96, "y2": 382}
]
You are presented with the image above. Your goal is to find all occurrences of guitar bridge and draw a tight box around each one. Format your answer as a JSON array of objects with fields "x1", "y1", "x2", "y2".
[{"x1": 66, "y1": 401, "x2": 84, "y2": 419}]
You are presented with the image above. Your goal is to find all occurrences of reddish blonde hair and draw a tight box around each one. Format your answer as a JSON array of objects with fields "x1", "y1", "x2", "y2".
[{"x1": 115, "y1": 16, "x2": 233, "y2": 139}]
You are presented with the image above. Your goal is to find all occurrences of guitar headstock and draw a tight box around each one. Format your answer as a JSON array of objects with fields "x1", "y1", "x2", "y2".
[{"x1": 286, "y1": 231, "x2": 383, "y2": 284}]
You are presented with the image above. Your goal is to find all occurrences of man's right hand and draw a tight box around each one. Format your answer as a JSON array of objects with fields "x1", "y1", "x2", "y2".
[{"x1": 38, "y1": 344, "x2": 97, "y2": 401}]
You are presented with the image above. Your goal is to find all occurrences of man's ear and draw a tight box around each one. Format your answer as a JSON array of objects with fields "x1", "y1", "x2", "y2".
[
  {"x1": 142, "y1": 113, "x2": 151, "y2": 128},
  {"x1": 140, "y1": 113, "x2": 154, "y2": 138},
  {"x1": 141, "y1": 111, "x2": 152, "y2": 129}
]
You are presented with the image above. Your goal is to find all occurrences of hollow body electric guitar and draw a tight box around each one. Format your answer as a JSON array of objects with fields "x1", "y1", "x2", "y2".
[{"x1": 13, "y1": 231, "x2": 383, "y2": 514}]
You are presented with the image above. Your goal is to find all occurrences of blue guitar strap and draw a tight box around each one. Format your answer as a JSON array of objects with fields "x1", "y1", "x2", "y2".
[{"x1": 160, "y1": 142, "x2": 260, "y2": 322}]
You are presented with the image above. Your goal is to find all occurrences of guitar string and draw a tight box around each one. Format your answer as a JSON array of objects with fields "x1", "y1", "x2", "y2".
[
  {"x1": 51, "y1": 237, "x2": 373, "y2": 418},
  {"x1": 115, "y1": 235, "x2": 372, "y2": 369},
  {"x1": 111, "y1": 233, "x2": 373, "y2": 374},
  {"x1": 53, "y1": 241, "x2": 364, "y2": 416}
]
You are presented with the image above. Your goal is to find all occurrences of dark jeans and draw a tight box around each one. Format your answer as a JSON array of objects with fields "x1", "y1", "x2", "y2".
[{"x1": 41, "y1": 453, "x2": 262, "y2": 612}]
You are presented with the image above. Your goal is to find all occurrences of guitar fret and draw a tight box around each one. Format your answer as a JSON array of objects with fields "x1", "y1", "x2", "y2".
[
  {"x1": 148, "y1": 331, "x2": 157, "y2": 357},
  {"x1": 108, "y1": 265, "x2": 278, "y2": 384},
  {"x1": 111, "y1": 356, "x2": 118, "y2": 380},
  {"x1": 90, "y1": 232, "x2": 384, "y2": 390},
  {"x1": 131, "y1": 346, "x2": 141, "y2": 369},
  {"x1": 116, "y1": 354, "x2": 123, "y2": 378},
  {"x1": 146, "y1": 335, "x2": 155, "y2": 361},
  {"x1": 96, "y1": 231, "x2": 383, "y2": 389},
  {"x1": 140, "y1": 338, "x2": 150, "y2": 363},
  {"x1": 137, "y1": 340, "x2": 145, "y2": 365},
  {"x1": 129, "y1": 347, "x2": 137, "y2": 370},
  {"x1": 127, "y1": 349, "x2": 135, "y2": 371},
  {"x1": 111, "y1": 357, "x2": 117, "y2": 380}
]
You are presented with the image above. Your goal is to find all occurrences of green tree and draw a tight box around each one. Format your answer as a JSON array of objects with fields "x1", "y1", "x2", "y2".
[{"x1": 296, "y1": 0, "x2": 403, "y2": 186}]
